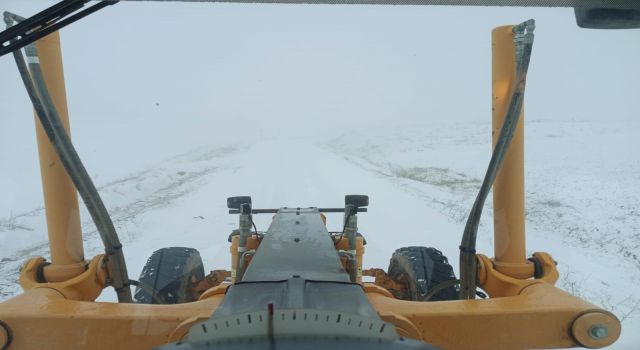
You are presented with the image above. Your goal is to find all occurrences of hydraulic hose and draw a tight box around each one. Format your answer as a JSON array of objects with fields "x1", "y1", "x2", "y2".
[
  {"x1": 5, "y1": 14, "x2": 132, "y2": 303},
  {"x1": 458, "y1": 20, "x2": 535, "y2": 300}
]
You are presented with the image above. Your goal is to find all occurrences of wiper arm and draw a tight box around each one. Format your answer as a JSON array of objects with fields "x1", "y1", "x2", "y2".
[
  {"x1": 0, "y1": 0, "x2": 118, "y2": 58},
  {"x1": 458, "y1": 19, "x2": 535, "y2": 300},
  {"x1": 4, "y1": 12, "x2": 132, "y2": 303}
]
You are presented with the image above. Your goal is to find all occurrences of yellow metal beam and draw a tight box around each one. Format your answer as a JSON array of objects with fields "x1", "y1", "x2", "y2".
[
  {"x1": 0, "y1": 275, "x2": 621, "y2": 350},
  {"x1": 365, "y1": 283, "x2": 620, "y2": 349},
  {"x1": 0, "y1": 288, "x2": 223, "y2": 349},
  {"x1": 491, "y1": 25, "x2": 534, "y2": 279},
  {"x1": 32, "y1": 32, "x2": 86, "y2": 282}
]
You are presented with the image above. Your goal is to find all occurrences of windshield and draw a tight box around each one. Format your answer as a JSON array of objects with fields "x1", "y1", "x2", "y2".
[{"x1": 0, "y1": 1, "x2": 638, "y2": 349}]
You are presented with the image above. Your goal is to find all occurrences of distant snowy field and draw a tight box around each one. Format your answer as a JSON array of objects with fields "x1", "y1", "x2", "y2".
[{"x1": 1, "y1": 119, "x2": 638, "y2": 348}]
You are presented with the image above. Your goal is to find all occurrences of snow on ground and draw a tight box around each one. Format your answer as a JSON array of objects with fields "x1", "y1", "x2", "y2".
[{"x1": 1, "y1": 119, "x2": 638, "y2": 348}]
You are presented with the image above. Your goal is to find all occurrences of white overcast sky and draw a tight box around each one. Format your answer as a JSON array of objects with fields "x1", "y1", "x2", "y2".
[{"x1": 1, "y1": 1, "x2": 639, "y2": 213}]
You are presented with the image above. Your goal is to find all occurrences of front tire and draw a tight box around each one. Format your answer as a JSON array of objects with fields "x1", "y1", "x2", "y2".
[
  {"x1": 387, "y1": 246, "x2": 458, "y2": 301},
  {"x1": 135, "y1": 247, "x2": 205, "y2": 304}
]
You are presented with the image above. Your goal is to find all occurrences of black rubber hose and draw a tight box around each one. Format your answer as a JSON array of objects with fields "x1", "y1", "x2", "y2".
[
  {"x1": 458, "y1": 20, "x2": 535, "y2": 300},
  {"x1": 6, "y1": 17, "x2": 132, "y2": 302}
]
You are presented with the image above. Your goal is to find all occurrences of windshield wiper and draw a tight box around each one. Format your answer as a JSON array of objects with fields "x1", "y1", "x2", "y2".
[{"x1": 0, "y1": 0, "x2": 118, "y2": 58}]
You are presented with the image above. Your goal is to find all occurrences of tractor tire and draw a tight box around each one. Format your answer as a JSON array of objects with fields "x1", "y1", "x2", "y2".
[
  {"x1": 135, "y1": 247, "x2": 205, "y2": 304},
  {"x1": 388, "y1": 246, "x2": 458, "y2": 301}
]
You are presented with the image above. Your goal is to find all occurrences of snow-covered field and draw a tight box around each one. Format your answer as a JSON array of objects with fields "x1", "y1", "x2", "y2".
[{"x1": 1, "y1": 1, "x2": 639, "y2": 349}]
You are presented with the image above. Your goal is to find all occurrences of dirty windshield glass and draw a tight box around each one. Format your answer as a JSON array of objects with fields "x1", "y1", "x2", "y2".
[{"x1": 0, "y1": 1, "x2": 639, "y2": 349}]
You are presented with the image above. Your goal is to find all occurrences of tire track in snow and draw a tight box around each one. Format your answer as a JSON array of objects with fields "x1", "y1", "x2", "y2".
[{"x1": 0, "y1": 144, "x2": 244, "y2": 300}]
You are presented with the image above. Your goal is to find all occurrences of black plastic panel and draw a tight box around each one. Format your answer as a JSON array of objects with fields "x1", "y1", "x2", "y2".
[
  {"x1": 213, "y1": 279, "x2": 379, "y2": 318},
  {"x1": 241, "y1": 208, "x2": 350, "y2": 282},
  {"x1": 158, "y1": 336, "x2": 439, "y2": 350},
  {"x1": 575, "y1": 8, "x2": 640, "y2": 29}
]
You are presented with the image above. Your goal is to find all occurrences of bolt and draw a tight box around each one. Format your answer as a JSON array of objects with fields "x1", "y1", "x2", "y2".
[
  {"x1": 588, "y1": 325, "x2": 608, "y2": 340},
  {"x1": 0, "y1": 320, "x2": 11, "y2": 349}
]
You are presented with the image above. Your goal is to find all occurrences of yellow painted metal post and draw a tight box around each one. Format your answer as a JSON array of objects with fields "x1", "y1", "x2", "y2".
[
  {"x1": 33, "y1": 32, "x2": 86, "y2": 282},
  {"x1": 491, "y1": 26, "x2": 533, "y2": 279}
]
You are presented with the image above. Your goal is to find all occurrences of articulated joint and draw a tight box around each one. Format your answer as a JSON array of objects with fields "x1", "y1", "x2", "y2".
[
  {"x1": 492, "y1": 259, "x2": 535, "y2": 279},
  {"x1": 41, "y1": 261, "x2": 87, "y2": 283},
  {"x1": 571, "y1": 311, "x2": 621, "y2": 348},
  {"x1": 19, "y1": 255, "x2": 108, "y2": 301},
  {"x1": 477, "y1": 252, "x2": 559, "y2": 297}
]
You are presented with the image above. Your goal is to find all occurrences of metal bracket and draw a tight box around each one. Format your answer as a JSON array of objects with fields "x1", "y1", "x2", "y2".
[
  {"x1": 476, "y1": 252, "x2": 559, "y2": 297},
  {"x1": 19, "y1": 255, "x2": 108, "y2": 301}
]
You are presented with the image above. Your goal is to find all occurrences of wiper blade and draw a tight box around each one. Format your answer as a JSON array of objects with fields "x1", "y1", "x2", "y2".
[{"x1": 0, "y1": 0, "x2": 118, "y2": 58}]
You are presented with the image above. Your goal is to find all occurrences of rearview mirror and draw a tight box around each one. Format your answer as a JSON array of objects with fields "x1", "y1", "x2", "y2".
[{"x1": 575, "y1": 8, "x2": 640, "y2": 29}]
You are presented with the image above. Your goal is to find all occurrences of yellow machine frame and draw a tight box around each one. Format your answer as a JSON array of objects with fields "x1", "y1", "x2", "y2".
[{"x1": 0, "y1": 25, "x2": 621, "y2": 350}]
